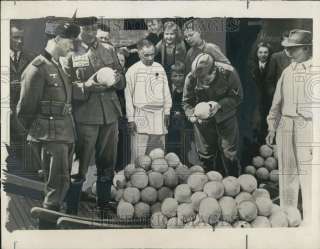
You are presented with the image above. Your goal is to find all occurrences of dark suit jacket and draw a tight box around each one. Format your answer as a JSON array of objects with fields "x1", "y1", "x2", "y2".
[
  {"x1": 265, "y1": 50, "x2": 291, "y2": 97},
  {"x1": 251, "y1": 61, "x2": 269, "y2": 92},
  {"x1": 10, "y1": 51, "x2": 35, "y2": 109}
]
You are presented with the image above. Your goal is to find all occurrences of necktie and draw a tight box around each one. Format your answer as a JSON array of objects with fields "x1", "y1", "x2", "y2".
[
  {"x1": 260, "y1": 63, "x2": 264, "y2": 71},
  {"x1": 13, "y1": 51, "x2": 19, "y2": 67}
]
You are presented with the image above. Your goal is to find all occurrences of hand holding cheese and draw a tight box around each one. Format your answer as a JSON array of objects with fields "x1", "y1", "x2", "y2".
[{"x1": 88, "y1": 67, "x2": 117, "y2": 87}]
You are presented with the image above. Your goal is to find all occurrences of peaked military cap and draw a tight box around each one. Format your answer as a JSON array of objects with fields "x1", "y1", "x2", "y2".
[{"x1": 55, "y1": 22, "x2": 80, "y2": 38}]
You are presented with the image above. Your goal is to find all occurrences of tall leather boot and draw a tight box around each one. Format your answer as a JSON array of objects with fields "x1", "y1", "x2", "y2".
[
  {"x1": 221, "y1": 153, "x2": 241, "y2": 177},
  {"x1": 65, "y1": 179, "x2": 83, "y2": 215},
  {"x1": 200, "y1": 157, "x2": 216, "y2": 173},
  {"x1": 96, "y1": 177, "x2": 114, "y2": 219}
]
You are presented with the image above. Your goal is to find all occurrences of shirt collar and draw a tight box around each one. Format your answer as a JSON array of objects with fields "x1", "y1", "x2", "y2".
[
  {"x1": 291, "y1": 58, "x2": 312, "y2": 71},
  {"x1": 81, "y1": 39, "x2": 99, "y2": 50},
  {"x1": 259, "y1": 61, "x2": 266, "y2": 66},
  {"x1": 10, "y1": 50, "x2": 21, "y2": 60},
  {"x1": 197, "y1": 40, "x2": 206, "y2": 50}
]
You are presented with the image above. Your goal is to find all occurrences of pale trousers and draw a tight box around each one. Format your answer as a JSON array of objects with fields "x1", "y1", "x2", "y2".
[
  {"x1": 131, "y1": 133, "x2": 165, "y2": 163},
  {"x1": 276, "y1": 116, "x2": 313, "y2": 226}
]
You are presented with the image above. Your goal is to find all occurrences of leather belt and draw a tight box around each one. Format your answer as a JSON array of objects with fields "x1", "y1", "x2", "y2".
[{"x1": 40, "y1": 101, "x2": 72, "y2": 116}]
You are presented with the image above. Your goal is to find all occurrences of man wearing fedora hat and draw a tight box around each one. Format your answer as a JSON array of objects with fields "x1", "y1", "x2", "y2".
[
  {"x1": 16, "y1": 21, "x2": 80, "y2": 223},
  {"x1": 266, "y1": 29, "x2": 313, "y2": 226}
]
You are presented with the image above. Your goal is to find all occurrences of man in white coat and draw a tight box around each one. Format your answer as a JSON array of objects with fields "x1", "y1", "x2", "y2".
[
  {"x1": 266, "y1": 29, "x2": 313, "y2": 226},
  {"x1": 125, "y1": 39, "x2": 172, "y2": 162}
]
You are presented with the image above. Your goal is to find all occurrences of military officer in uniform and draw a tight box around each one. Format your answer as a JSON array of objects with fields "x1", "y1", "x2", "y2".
[
  {"x1": 67, "y1": 17, "x2": 125, "y2": 216},
  {"x1": 16, "y1": 22, "x2": 80, "y2": 218},
  {"x1": 182, "y1": 53, "x2": 243, "y2": 176}
]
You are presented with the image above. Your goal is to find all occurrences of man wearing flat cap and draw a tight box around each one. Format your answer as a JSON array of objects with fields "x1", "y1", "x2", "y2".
[
  {"x1": 266, "y1": 29, "x2": 313, "y2": 226},
  {"x1": 16, "y1": 22, "x2": 80, "y2": 222},
  {"x1": 183, "y1": 53, "x2": 243, "y2": 176},
  {"x1": 67, "y1": 16, "x2": 125, "y2": 216}
]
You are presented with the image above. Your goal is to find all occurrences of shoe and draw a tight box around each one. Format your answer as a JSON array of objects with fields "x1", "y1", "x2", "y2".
[
  {"x1": 65, "y1": 180, "x2": 83, "y2": 215},
  {"x1": 97, "y1": 202, "x2": 117, "y2": 219},
  {"x1": 80, "y1": 191, "x2": 96, "y2": 203}
]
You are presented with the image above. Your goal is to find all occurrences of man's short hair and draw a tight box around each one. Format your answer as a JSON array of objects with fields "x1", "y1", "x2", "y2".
[
  {"x1": 137, "y1": 39, "x2": 155, "y2": 51},
  {"x1": 182, "y1": 19, "x2": 202, "y2": 33},
  {"x1": 10, "y1": 22, "x2": 24, "y2": 34},
  {"x1": 145, "y1": 18, "x2": 162, "y2": 25},
  {"x1": 171, "y1": 61, "x2": 185, "y2": 74}
]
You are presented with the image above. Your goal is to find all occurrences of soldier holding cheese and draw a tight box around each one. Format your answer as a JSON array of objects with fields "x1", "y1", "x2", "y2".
[
  {"x1": 66, "y1": 17, "x2": 125, "y2": 216},
  {"x1": 182, "y1": 53, "x2": 243, "y2": 176}
]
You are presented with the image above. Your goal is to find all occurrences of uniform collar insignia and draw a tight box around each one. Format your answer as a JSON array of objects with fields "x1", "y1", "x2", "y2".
[{"x1": 49, "y1": 73, "x2": 58, "y2": 78}]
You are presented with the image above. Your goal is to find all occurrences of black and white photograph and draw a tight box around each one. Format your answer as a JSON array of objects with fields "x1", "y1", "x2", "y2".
[{"x1": 1, "y1": 1, "x2": 320, "y2": 249}]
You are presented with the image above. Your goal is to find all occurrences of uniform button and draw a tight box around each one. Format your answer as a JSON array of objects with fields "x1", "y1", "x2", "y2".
[
  {"x1": 54, "y1": 83, "x2": 58, "y2": 87},
  {"x1": 49, "y1": 116, "x2": 53, "y2": 120}
]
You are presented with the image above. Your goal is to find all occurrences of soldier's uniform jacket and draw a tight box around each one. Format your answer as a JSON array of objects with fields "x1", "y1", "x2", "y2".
[
  {"x1": 70, "y1": 39, "x2": 125, "y2": 125},
  {"x1": 17, "y1": 51, "x2": 75, "y2": 143},
  {"x1": 183, "y1": 62, "x2": 243, "y2": 123}
]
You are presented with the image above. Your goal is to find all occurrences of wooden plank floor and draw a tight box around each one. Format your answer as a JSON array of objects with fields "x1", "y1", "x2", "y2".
[
  {"x1": 4, "y1": 190, "x2": 102, "y2": 231},
  {"x1": 5, "y1": 193, "x2": 41, "y2": 231}
]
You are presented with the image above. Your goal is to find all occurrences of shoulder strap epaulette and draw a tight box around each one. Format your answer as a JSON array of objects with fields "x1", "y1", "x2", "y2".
[
  {"x1": 215, "y1": 61, "x2": 234, "y2": 72},
  {"x1": 32, "y1": 55, "x2": 45, "y2": 67}
]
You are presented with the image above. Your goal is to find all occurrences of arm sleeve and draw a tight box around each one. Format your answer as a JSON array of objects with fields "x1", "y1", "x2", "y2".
[
  {"x1": 16, "y1": 66, "x2": 44, "y2": 130},
  {"x1": 185, "y1": 51, "x2": 192, "y2": 75},
  {"x1": 266, "y1": 72, "x2": 284, "y2": 132},
  {"x1": 207, "y1": 44, "x2": 230, "y2": 65},
  {"x1": 182, "y1": 74, "x2": 197, "y2": 119},
  {"x1": 265, "y1": 54, "x2": 277, "y2": 96},
  {"x1": 109, "y1": 46, "x2": 126, "y2": 90},
  {"x1": 124, "y1": 69, "x2": 135, "y2": 122},
  {"x1": 215, "y1": 70, "x2": 243, "y2": 122}
]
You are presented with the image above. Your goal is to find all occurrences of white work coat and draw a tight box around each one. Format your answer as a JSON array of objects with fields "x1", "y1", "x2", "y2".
[{"x1": 125, "y1": 61, "x2": 172, "y2": 135}]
